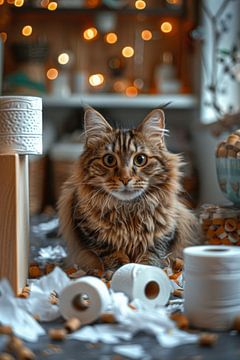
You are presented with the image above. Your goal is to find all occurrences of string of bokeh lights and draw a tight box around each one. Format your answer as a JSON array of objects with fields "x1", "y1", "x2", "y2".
[{"x1": 0, "y1": 0, "x2": 181, "y2": 96}]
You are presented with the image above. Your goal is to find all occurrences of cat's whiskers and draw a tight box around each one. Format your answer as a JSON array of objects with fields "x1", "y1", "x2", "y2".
[
  {"x1": 149, "y1": 183, "x2": 171, "y2": 203},
  {"x1": 88, "y1": 187, "x2": 104, "y2": 203},
  {"x1": 100, "y1": 192, "x2": 113, "y2": 221}
]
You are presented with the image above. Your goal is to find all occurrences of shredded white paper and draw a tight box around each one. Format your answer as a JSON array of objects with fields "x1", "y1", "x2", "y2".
[
  {"x1": 0, "y1": 279, "x2": 45, "y2": 342},
  {"x1": 69, "y1": 324, "x2": 132, "y2": 344},
  {"x1": 17, "y1": 267, "x2": 71, "y2": 321},
  {"x1": 32, "y1": 217, "x2": 59, "y2": 234},
  {"x1": 36, "y1": 245, "x2": 67, "y2": 262},
  {"x1": 69, "y1": 288, "x2": 198, "y2": 347},
  {"x1": 0, "y1": 267, "x2": 198, "y2": 347},
  {"x1": 113, "y1": 344, "x2": 149, "y2": 359}
]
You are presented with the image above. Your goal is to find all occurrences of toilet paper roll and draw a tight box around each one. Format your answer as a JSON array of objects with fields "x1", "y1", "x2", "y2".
[
  {"x1": 184, "y1": 245, "x2": 240, "y2": 330},
  {"x1": 184, "y1": 304, "x2": 240, "y2": 331},
  {"x1": 111, "y1": 263, "x2": 171, "y2": 307},
  {"x1": 184, "y1": 245, "x2": 240, "y2": 273},
  {"x1": 0, "y1": 96, "x2": 42, "y2": 154},
  {"x1": 59, "y1": 276, "x2": 111, "y2": 325}
]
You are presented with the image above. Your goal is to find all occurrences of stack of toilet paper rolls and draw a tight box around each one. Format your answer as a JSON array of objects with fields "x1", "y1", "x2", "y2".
[
  {"x1": 0, "y1": 96, "x2": 42, "y2": 154},
  {"x1": 184, "y1": 245, "x2": 240, "y2": 330}
]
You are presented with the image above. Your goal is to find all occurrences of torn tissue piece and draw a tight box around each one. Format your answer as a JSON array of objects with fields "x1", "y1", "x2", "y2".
[
  {"x1": 113, "y1": 344, "x2": 148, "y2": 359},
  {"x1": 35, "y1": 245, "x2": 67, "y2": 262},
  {"x1": 17, "y1": 267, "x2": 71, "y2": 321},
  {"x1": 0, "y1": 279, "x2": 45, "y2": 342},
  {"x1": 69, "y1": 324, "x2": 132, "y2": 344},
  {"x1": 0, "y1": 266, "x2": 197, "y2": 347},
  {"x1": 110, "y1": 292, "x2": 198, "y2": 348},
  {"x1": 69, "y1": 291, "x2": 198, "y2": 347},
  {"x1": 32, "y1": 217, "x2": 59, "y2": 235}
]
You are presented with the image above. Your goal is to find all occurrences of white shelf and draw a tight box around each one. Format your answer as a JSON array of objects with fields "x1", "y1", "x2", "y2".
[{"x1": 42, "y1": 94, "x2": 198, "y2": 109}]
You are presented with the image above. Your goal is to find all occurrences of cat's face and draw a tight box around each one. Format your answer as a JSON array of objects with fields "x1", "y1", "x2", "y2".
[{"x1": 82, "y1": 108, "x2": 168, "y2": 201}]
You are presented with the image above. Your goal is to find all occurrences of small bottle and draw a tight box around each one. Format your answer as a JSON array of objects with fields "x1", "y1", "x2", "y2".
[{"x1": 154, "y1": 51, "x2": 181, "y2": 94}]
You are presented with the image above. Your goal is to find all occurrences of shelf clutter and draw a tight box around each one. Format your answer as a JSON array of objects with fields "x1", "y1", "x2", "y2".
[{"x1": 2, "y1": 0, "x2": 197, "y2": 99}]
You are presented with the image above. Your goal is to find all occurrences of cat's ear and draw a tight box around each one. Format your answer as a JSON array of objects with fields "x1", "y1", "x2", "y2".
[
  {"x1": 137, "y1": 109, "x2": 166, "y2": 146},
  {"x1": 84, "y1": 108, "x2": 112, "y2": 146}
]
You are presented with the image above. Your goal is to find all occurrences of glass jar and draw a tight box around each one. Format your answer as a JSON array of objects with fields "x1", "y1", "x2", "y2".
[{"x1": 199, "y1": 204, "x2": 240, "y2": 246}]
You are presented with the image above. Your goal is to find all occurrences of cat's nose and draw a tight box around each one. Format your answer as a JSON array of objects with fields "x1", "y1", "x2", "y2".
[{"x1": 121, "y1": 177, "x2": 131, "y2": 186}]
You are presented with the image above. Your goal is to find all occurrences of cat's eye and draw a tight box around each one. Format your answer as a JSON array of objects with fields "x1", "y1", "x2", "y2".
[
  {"x1": 103, "y1": 154, "x2": 117, "y2": 167},
  {"x1": 133, "y1": 154, "x2": 147, "y2": 167}
]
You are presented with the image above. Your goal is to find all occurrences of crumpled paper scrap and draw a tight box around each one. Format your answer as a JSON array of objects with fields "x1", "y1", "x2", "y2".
[
  {"x1": 110, "y1": 292, "x2": 198, "y2": 348},
  {"x1": 113, "y1": 344, "x2": 149, "y2": 359},
  {"x1": 17, "y1": 267, "x2": 71, "y2": 321},
  {"x1": 0, "y1": 279, "x2": 45, "y2": 342},
  {"x1": 69, "y1": 291, "x2": 198, "y2": 348},
  {"x1": 69, "y1": 324, "x2": 132, "y2": 344},
  {"x1": 35, "y1": 245, "x2": 67, "y2": 262},
  {"x1": 32, "y1": 217, "x2": 59, "y2": 235},
  {"x1": 0, "y1": 267, "x2": 198, "y2": 347}
]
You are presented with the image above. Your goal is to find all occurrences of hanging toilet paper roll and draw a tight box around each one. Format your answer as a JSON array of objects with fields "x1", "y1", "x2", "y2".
[
  {"x1": 184, "y1": 245, "x2": 240, "y2": 330},
  {"x1": 111, "y1": 263, "x2": 171, "y2": 307},
  {"x1": 0, "y1": 96, "x2": 42, "y2": 154},
  {"x1": 59, "y1": 276, "x2": 111, "y2": 325}
]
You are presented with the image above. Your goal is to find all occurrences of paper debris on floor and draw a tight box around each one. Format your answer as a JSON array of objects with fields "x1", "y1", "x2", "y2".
[
  {"x1": 113, "y1": 344, "x2": 149, "y2": 359},
  {"x1": 17, "y1": 267, "x2": 71, "y2": 321},
  {"x1": 0, "y1": 279, "x2": 45, "y2": 342},
  {"x1": 0, "y1": 267, "x2": 198, "y2": 347}
]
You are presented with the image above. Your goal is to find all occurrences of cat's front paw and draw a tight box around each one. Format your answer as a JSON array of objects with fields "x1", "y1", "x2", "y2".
[{"x1": 102, "y1": 251, "x2": 130, "y2": 272}]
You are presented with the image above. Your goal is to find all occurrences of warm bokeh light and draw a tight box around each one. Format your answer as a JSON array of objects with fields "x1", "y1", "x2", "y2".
[
  {"x1": 113, "y1": 80, "x2": 126, "y2": 93},
  {"x1": 0, "y1": 0, "x2": 4, "y2": 5},
  {"x1": 48, "y1": 1, "x2": 57, "y2": 10},
  {"x1": 0, "y1": 32, "x2": 7, "y2": 42},
  {"x1": 125, "y1": 86, "x2": 138, "y2": 97},
  {"x1": 41, "y1": 0, "x2": 49, "y2": 7},
  {"x1": 135, "y1": 0, "x2": 146, "y2": 10},
  {"x1": 22, "y1": 25, "x2": 32, "y2": 37},
  {"x1": 47, "y1": 68, "x2": 58, "y2": 80},
  {"x1": 141, "y1": 29, "x2": 152, "y2": 41},
  {"x1": 166, "y1": 0, "x2": 182, "y2": 4},
  {"x1": 86, "y1": 0, "x2": 100, "y2": 7},
  {"x1": 14, "y1": 0, "x2": 24, "y2": 6},
  {"x1": 105, "y1": 32, "x2": 118, "y2": 44},
  {"x1": 7, "y1": 0, "x2": 14, "y2": 4},
  {"x1": 83, "y1": 27, "x2": 98, "y2": 40},
  {"x1": 89, "y1": 73, "x2": 104, "y2": 87},
  {"x1": 122, "y1": 46, "x2": 134, "y2": 58},
  {"x1": 58, "y1": 53, "x2": 70, "y2": 65},
  {"x1": 160, "y1": 21, "x2": 173, "y2": 33}
]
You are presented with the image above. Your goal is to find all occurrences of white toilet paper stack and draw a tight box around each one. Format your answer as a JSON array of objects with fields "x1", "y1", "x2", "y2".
[
  {"x1": 0, "y1": 96, "x2": 42, "y2": 154},
  {"x1": 184, "y1": 245, "x2": 240, "y2": 330}
]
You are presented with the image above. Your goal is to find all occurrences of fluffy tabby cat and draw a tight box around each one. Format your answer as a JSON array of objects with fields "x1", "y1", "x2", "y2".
[{"x1": 58, "y1": 107, "x2": 201, "y2": 273}]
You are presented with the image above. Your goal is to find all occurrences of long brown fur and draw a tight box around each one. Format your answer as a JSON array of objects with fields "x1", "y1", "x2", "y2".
[{"x1": 58, "y1": 108, "x2": 201, "y2": 272}]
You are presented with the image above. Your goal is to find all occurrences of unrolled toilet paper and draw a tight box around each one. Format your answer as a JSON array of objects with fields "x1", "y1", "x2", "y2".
[
  {"x1": 0, "y1": 96, "x2": 42, "y2": 154},
  {"x1": 111, "y1": 263, "x2": 171, "y2": 307},
  {"x1": 184, "y1": 245, "x2": 240, "y2": 330},
  {"x1": 59, "y1": 276, "x2": 111, "y2": 325}
]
